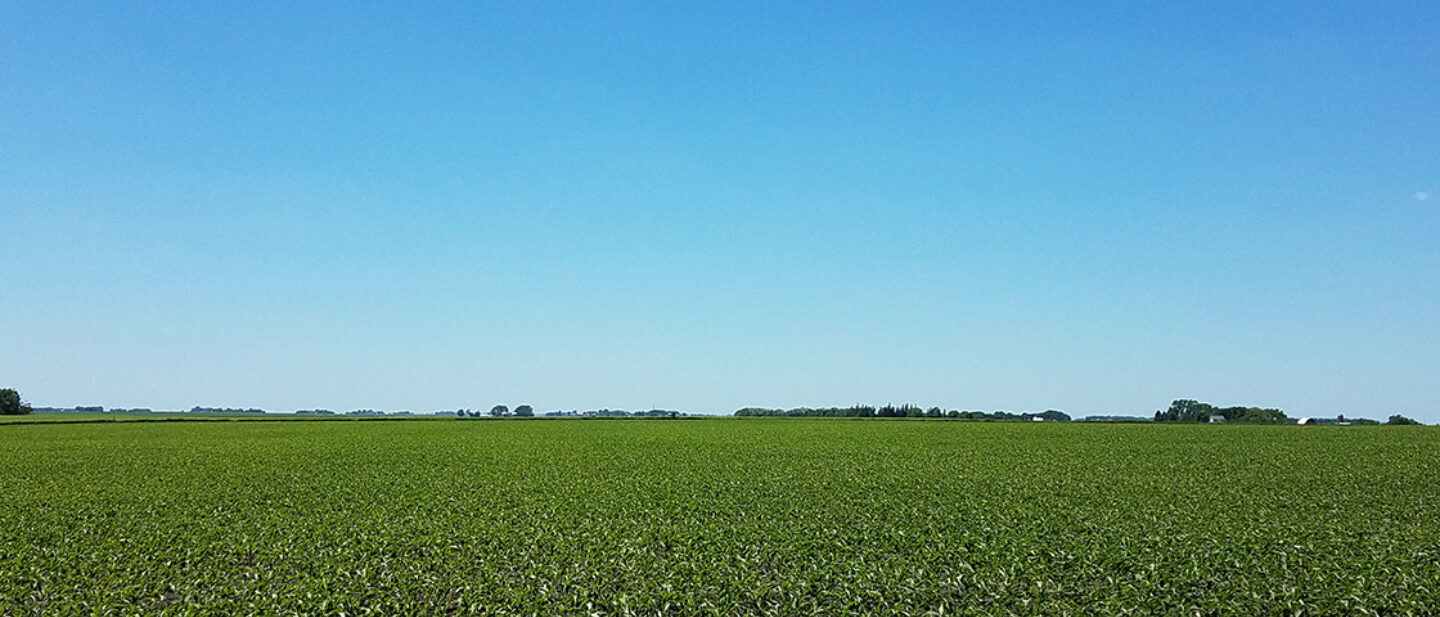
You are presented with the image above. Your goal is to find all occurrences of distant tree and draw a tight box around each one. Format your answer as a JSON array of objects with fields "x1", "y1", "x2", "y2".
[
  {"x1": 490, "y1": 405, "x2": 509, "y2": 417},
  {"x1": 1154, "y1": 399, "x2": 1283, "y2": 423},
  {"x1": 728, "y1": 404, "x2": 1055, "y2": 422},
  {"x1": 1386, "y1": 414, "x2": 1422, "y2": 425},
  {"x1": 0, "y1": 389, "x2": 33, "y2": 415},
  {"x1": 514, "y1": 405, "x2": 534, "y2": 417},
  {"x1": 1155, "y1": 399, "x2": 1215, "y2": 422},
  {"x1": 1222, "y1": 406, "x2": 1287, "y2": 424}
]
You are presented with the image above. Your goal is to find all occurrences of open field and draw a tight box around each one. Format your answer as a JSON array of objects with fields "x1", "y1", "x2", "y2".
[{"x1": 2, "y1": 419, "x2": 1437, "y2": 615}]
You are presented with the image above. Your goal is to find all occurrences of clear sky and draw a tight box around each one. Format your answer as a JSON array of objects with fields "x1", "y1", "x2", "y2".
[{"x1": 3, "y1": 2, "x2": 1437, "y2": 420}]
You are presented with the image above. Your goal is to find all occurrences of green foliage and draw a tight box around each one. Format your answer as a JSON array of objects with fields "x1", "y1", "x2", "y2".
[
  {"x1": 1, "y1": 421, "x2": 1436, "y2": 614},
  {"x1": 1387, "y1": 414, "x2": 1423, "y2": 425},
  {"x1": 0, "y1": 389, "x2": 32, "y2": 415},
  {"x1": 734, "y1": 405, "x2": 1071, "y2": 421},
  {"x1": 190, "y1": 406, "x2": 263, "y2": 414},
  {"x1": 514, "y1": 405, "x2": 534, "y2": 417},
  {"x1": 1154, "y1": 399, "x2": 1287, "y2": 423}
]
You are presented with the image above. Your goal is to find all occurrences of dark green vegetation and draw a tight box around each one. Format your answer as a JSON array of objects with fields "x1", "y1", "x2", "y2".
[
  {"x1": 0, "y1": 388, "x2": 33, "y2": 415},
  {"x1": 1153, "y1": 399, "x2": 1288, "y2": 423},
  {"x1": 2, "y1": 420, "x2": 1437, "y2": 615},
  {"x1": 735, "y1": 405, "x2": 1071, "y2": 421}
]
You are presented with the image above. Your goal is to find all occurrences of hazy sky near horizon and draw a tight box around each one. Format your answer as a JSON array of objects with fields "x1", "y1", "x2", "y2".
[{"x1": 3, "y1": 2, "x2": 1437, "y2": 420}]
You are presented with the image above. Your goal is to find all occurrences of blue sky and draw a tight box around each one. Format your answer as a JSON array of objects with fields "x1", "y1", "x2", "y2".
[{"x1": 3, "y1": 2, "x2": 1437, "y2": 420}]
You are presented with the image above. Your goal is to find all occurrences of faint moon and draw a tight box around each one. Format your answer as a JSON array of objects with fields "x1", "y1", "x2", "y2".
[{"x1": 1418, "y1": 192, "x2": 1432, "y2": 201}]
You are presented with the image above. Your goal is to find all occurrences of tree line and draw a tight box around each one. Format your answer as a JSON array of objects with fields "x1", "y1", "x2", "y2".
[
  {"x1": 1153, "y1": 399, "x2": 1422, "y2": 425},
  {"x1": 4, "y1": 387, "x2": 1425, "y2": 425},
  {"x1": 190, "y1": 406, "x2": 265, "y2": 414},
  {"x1": 1153, "y1": 399, "x2": 1288, "y2": 423},
  {"x1": 457, "y1": 405, "x2": 534, "y2": 417},
  {"x1": 734, "y1": 405, "x2": 1071, "y2": 421},
  {"x1": 542, "y1": 409, "x2": 683, "y2": 418}
]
